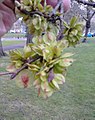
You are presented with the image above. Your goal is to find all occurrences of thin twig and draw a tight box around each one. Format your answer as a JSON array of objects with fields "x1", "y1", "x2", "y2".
[
  {"x1": 17, "y1": 7, "x2": 44, "y2": 17},
  {"x1": 50, "y1": 0, "x2": 62, "y2": 15},
  {"x1": 0, "y1": 72, "x2": 13, "y2": 76},
  {"x1": 89, "y1": 11, "x2": 95, "y2": 20},
  {"x1": 82, "y1": 16, "x2": 87, "y2": 21},
  {"x1": 75, "y1": 0, "x2": 95, "y2": 7},
  {"x1": 57, "y1": 0, "x2": 64, "y2": 40}
]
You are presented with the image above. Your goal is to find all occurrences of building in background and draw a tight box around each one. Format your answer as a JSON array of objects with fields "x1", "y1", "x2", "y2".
[{"x1": 9, "y1": 18, "x2": 26, "y2": 33}]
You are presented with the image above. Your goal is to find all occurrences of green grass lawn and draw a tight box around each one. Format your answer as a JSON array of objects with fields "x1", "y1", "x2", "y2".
[
  {"x1": 2, "y1": 40, "x2": 25, "y2": 47},
  {"x1": 2, "y1": 33, "x2": 26, "y2": 47},
  {"x1": 3, "y1": 33, "x2": 26, "y2": 38},
  {"x1": 0, "y1": 40, "x2": 95, "y2": 120}
]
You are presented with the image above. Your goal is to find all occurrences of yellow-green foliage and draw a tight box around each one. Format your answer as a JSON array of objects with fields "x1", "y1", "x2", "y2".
[{"x1": 7, "y1": 0, "x2": 82, "y2": 98}]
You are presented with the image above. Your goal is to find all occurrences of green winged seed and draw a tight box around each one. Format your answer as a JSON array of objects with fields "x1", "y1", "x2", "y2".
[
  {"x1": 52, "y1": 79, "x2": 60, "y2": 90},
  {"x1": 70, "y1": 16, "x2": 77, "y2": 28},
  {"x1": 55, "y1": 74, "x2": 65, "y2": 84},
  {"x1": 23, "y1": 0, "x2": 30, "y2": 5},
  {"x1": 61, "y1": 53, "x2": 74, "y2": 58}
]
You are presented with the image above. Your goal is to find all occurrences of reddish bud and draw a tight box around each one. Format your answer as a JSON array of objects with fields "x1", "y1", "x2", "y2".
[{"x1": 21, "y1": 74, "x2": 29, "y2": 88}]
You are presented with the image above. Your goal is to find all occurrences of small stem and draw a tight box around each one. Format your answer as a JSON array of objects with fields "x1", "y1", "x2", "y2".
[
  {"x1": 0, "y1": 72, "x2": 13, "y2": 76},
  {"x1": 17, "y1": 7, "x2": 44, "y2": 17},
  {"x1": 50, "y1": 0, "x2": 62, "y2": 16},
  {"x1": 44, "y1": 0, "x2": 47, "y2": 8}
]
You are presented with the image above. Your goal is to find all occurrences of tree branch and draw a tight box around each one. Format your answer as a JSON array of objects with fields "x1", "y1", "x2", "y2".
[
  {"x1": 0, "y1": 72, "x2": 13, "y2": 76},
  {"x1": 75, "y1": 0, "x2": 95, "y2": 7},
  {"x1": 82, "y1": 16, "x2": 88, "y2": 21},
  {"x1": 0, "y1": 56, "x2": 41, "y2": 79},
  {"x1": 89, "y1": 11, "x2": 95, "y2": 20},
  {"x1": 0, "y1": 0, "x2": 66, "y2": 79},
  {"x1": 10, "y1": 56, "x2": 40, "y2": 79},
  {"x1": 15, "y1": 0, "x2": 64, "y2": 41},
  {"x1": 57, "y1": 0, "x2": 64, "y2": 40},
  {"x1": 50, "y1": 0, "x2": 63, "y2": 15}
]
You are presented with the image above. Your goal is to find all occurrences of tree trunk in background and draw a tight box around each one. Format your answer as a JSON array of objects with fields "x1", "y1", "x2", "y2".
[
  {"x1": 26, "y1": 27, "x2": 33, "y2": 45},
  {"x1": 82, "y1": 21, "x2": 90, "y2": 43},
  {"x1": 82, "y1": 6, "x2": 91, "y2": 43},
  {"x1": 26, "y1": 33, "x2": 33, "y2": 45},
  {"x1": 0, "y1": 38, "x2": 6, "y2": 57}
]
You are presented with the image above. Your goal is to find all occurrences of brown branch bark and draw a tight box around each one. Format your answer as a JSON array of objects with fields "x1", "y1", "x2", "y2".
[{"x1": 0, "y1": 72, "x2": 13, "y2": 76}]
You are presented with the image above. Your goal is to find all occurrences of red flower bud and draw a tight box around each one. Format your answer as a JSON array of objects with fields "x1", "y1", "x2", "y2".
[{"x1": 21, "y1": 74, "x2": 29, "y2": 88}]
